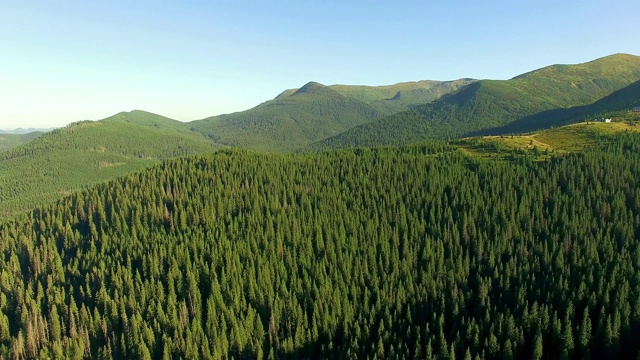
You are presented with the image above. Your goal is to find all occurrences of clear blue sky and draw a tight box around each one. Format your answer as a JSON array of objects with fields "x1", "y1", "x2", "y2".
[{"x1": 1, "y1": 0, "x2": 638, "y2": 129}]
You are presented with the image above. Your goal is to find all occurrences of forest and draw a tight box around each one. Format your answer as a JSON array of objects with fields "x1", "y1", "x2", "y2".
[{"x1": 1, "y1": 132, "x2": 640, "y2": 359}]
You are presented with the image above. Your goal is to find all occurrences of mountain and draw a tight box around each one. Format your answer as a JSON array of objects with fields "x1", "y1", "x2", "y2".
[
  {"x1": 474, "y1": 78, "x2": 640, "y2": 135},
  {"x1": 0, "y1": 110, "x2": 221, "y2": 218},
  {"x1": 2, "y1": 131, "x2": 640, "y2": 358},
  {"x1": 311, "y1": 53, "x2": 640, "y2": 149},
  {"x1": 278, "y1": 79, "x2": 476, "y2": 114},
  {"x1": 0, "y1": 78, "x2": 473, "y2": 214},
  {"x1": 0, "y1": 131, "x2": 43, "y2": 152},
  {"x1": 189, "y1": 82, "x2": 385, "y2": 152},
  {"x1": 3, "y1": 53, "x2": 639, "y2": 218},
  {"x1": 454, "y1": 111, "x2": 640, "y2": 160},
  {"x1": 0, "y1": 127, "x2": 54, "y2": 134}
]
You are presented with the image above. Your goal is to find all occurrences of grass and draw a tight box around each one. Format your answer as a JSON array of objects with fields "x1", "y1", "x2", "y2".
[{"x1": 453, "y1": 113, "x2": 640, "y2": 160}]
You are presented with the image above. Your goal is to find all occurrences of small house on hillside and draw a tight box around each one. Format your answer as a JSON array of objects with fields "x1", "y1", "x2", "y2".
[
  {"x1": 605, "y1": 118, "x2": 612, "y2": 123},
  {"x1": 595, "y1": 117, "x2": 613, "y2": 123}
]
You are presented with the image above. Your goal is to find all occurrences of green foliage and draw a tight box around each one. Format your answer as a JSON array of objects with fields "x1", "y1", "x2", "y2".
[
  {"x1": 313, "y1": 54, "x2": 640, "y2": 149},
  {"x1": 2, "y1": 132, "x2": 640, "y2": 358},
  {"x1": 328, "y1": 78, "x2": 476, "y2": 114},
  {"x1": 189, "y1": 82, "x2": 385, "y2": 152},
  {"x1": 187, "y1": 79, "x2": 474, "y2": 152},
  {"x1": 0, "y1": 110, "x2": 221, "y2": 218},
  {"x1": 453, "y1": 115, "x2": 640, "y2": 160},
  {"x1": 0, "y1": 132, "x2": 43, "y2": 152},
  {"x1": 276, "y1": 79, "x2": 477, "y2": 115}
]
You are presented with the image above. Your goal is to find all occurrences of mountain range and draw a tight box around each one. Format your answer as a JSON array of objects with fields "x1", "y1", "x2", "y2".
[
  {"x1": 189, "y1": 78, "x2": 475, "y2": 151},
  {"x1": 0, "y1": 127, "x2": 53, "y2": 134},
  {"x1": 4, "y1": 54, "x2": 640, "y2": 154},
  {"x1": 311, "y1": 53, "x2": 640, "y2": 149},
  {"x1": 1, "y1": 53, "x2": 640, "y2": 217}
]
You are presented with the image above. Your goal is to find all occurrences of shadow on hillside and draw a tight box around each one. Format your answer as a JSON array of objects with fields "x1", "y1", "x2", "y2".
[{"x1": 467, "y1": 79, "x2": 640, "y2": 136}]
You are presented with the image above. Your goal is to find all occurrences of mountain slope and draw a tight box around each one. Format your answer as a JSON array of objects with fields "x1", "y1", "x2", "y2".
[
  {"x1": 330, "y1": 79, "x2": 476, "y2": 113},
  {"x1": 276, "y1": 79, "x2": 476, "y2": 115},
  {"x1": 189, "y1": 82, "x2": 384, "y2": 152},
  {"x1": 0, "y1": 131, "x2": 43, "y2": 152},
  {"x1": 0, "y1": 127, "x2": 53, "y2": 134},
  {"x1": 454, "y1": 111, "x2": 640, "y2": 160},
  {"x1": 312, "y1": 53, "x2": 640, "y2": 149},
  {"x1": 475, "y1": 77, "x2": 640, "y2": 135},
  {"x1": 0, "y1": 110, "x2": 221, "y2": 218}
]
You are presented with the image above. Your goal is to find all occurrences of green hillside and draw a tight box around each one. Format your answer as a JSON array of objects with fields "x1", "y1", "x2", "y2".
[
  {"x1": 312, "y1": 53, "x2": 640, "y2": 149},
  {"x1": 328, "y1": 79, "x2": 476, "y2": 114},
  {"x1": 476, "y1": 77, "x2": 640, "y2": 135},
  {"x1": 277, "y1": 79, "x2": 476, "y2": 115},
  {"x1": 189, "y1": 82, "x2": 384, "y2": 152},
  {"x1": 2, "y1": 132, "x2": 640, "y2": 358},
  {"x1": 454, "y1": 111, "x2": 640, "y2": 160},
  {"x1": 0, "y1": 131, "x2": 43, "y2": 152},
  {"x1": 0, "y1": 110, "x2": 221, "y2": 218}
]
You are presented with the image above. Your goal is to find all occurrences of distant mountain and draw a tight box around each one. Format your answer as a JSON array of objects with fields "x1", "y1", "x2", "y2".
[
  {"x1": 188, "y1": 79, "x2": 474, "y2": 152},
  {"x1": 311, "y1": 53, "x2": 640, "y2": 149},
  {"x1": 0, "y1": 127, "x2": 54, "y2": 134},
  {"x1": 189, "y1": 82, "x2": 385, "y2": 152},
  {"x1": 0, "y1": 110, "x2": 222, "y2": 218},
  {"x1": 331, "y1": 79, "x2": 476, "y2": 114},
  {"x1": 277, "y1": 79, "x2": 476, "y2": 115},
  {"x1": 0, "y1": 131, "x2": 43, "y2": 152}
]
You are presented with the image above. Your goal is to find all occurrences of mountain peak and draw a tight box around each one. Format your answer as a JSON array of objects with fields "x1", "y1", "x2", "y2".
[{"x1": 292, "y1": 81, "x2": 335, "y2": 96}]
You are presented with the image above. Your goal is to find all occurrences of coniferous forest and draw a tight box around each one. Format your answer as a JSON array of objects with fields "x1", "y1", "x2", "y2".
[{"x1": 2, "y1": 132, "x2": 640, "y2": 359}]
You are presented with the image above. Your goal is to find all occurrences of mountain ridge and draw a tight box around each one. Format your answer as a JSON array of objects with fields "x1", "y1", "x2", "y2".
[
  {"x1": 309, "y1": 53, "x2": 640, "y2": 149},
  {"x1": 188, "y1": 82, "x2": 385, "y2": 152}
]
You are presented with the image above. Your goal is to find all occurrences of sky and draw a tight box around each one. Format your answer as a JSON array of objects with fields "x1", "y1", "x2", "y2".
[{"x1": 1, "y1": 1, "x2": 639, "y2": 129}]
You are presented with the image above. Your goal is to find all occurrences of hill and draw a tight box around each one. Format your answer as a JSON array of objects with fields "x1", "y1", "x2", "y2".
[
  {"x1": 0, "y1": 110, "x2": 221, "y2": 218},
  {"x1": 189, "y1": 82, "x2": 385, "y2": 152},
  {"x1": 454, "y1": 111, "x2": 640, "y2": 160},
  {"x1": 474, "y1": 77, "x2": 640, "y2": 135},
  {"x1": 0, "y1": 131, "x2": 43, "y2": 152},
  {"x1": 2, "y1": 133, "x2": 640, "y2": 358},
  {"x1": 311, "y1": 53, "x2": 640, "y2": 149}
]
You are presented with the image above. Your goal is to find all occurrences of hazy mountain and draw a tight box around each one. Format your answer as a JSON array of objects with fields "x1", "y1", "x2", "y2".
[
  {"x1": 0, "y1": 127, "x2": 54, "y2": 134},
  {"x1": 3, "y1": 53, "x2": 640, "y2": 218},
  {"x1": 0, "y1": 131, "x2": 44, "y2": 152}
]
